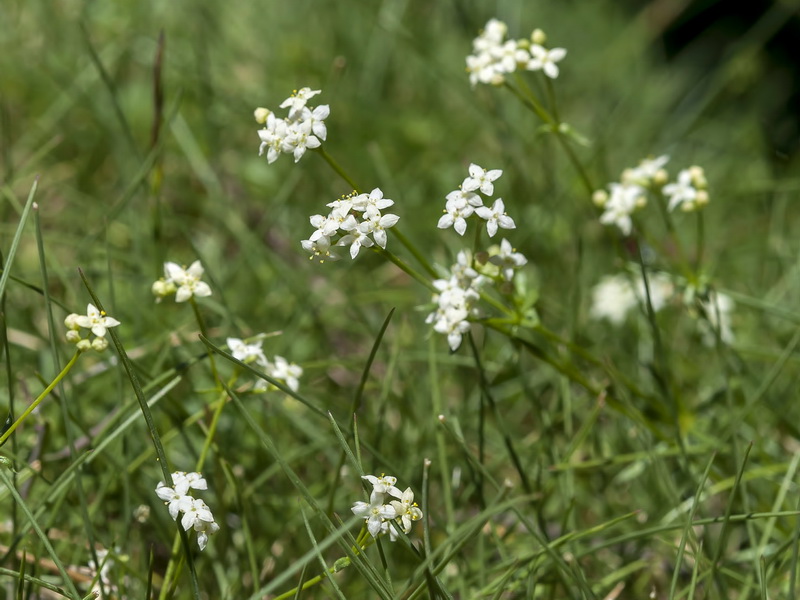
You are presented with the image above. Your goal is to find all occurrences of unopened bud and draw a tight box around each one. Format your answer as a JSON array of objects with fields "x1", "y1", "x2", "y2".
[
  {"x1": 531, "y1": 28, "x2": 546, "y2": 45},
  {"x1": 592, "y1": 190, "x2": 608, "y2": 207},
  {"x1": 64, "y1": 313, "x2": 81, "y2": 330},
  {"x1": 254, "y1": 107, "x2": 271, "y2": 124},
  {"x1": 91, "y1": 336, "x2": 109, "y2": 352}
]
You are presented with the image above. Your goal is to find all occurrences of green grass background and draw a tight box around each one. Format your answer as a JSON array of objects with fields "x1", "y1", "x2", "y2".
[{"x1": 1, "y1": 0, "x2": 800, "y2": 598}]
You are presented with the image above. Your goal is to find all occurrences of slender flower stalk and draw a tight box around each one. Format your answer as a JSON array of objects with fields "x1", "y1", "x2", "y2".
[{"x1": 0, "y1": 351, "x2": 81, "y2": 447}]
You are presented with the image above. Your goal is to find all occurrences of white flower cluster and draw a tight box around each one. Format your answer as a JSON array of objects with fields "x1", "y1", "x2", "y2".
[
  {"x1": 438, "y1": 163, "x2": 516, "y2": 238},
  {"x1": 590, "y1": 271, "x2": 674, "y2": 325},
  {"x1": 591, "y1": 272, "x2": 734, "y2": 346},
  {"x1": 466, "y1": 19, "x2": 566, "y2": 87},
  {"x1": 255, "y1": 87, "x2": 329, "y2": 164},
  {"x1": 594, "y1": 156, "x2": 710, "y2": 235},
  {"x1": 301, "y1": 188, "x2": 400, "y2": 261},
  {"x1": 351, "y1": 474, "x2": 423, "y2": 540},
  {"x1": 155, "y1": 471, "x2": 219, "y2": 551},
  {"x1": 227, "y1": 336, "x2": 303, "y2": 392},
  {"x1": 426, "y1": 250, "x2": 486, "y2": 352},
  {"x1": 82, "y1": 547, "x2": 118, "y2": 598},
  {"x1": 64, "y1": 303, "x2": 121, "y2": 353},
  {"x1": 152, "y1": 260, "x2": 213, "y2": 303},
  {"x1": 663, "y1": 166, "x2": 709, "y2": 212}
]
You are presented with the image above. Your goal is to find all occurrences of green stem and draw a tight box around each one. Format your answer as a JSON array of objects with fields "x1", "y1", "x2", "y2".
[
  {"x1": 316, "y1": 147, "x2": 361, "y2": 192},
  {"x1": 159, "y1": 378, "x2": 236, "y2": 598},
  {"x1": 392, "y1": 228, "x2": 438, "y2": 278},
  {"x1": 0, "y1": 351, "x2": 81, "y2": 447},
  {"x1": 695, "y1": 210, "x2": 705, "y2": 274},
  {"x1": 376, "y1": 247, "x2": 437, "y2": 293},
  {"x1": 273, "y1": 526, "x2": 375, "y2": 600},
  {"x1": 189, "y1": 296, "x2": 220, "y2": 387},
  {"x1": 504, "y1": 80, "x2": 594, "y2": 195}
]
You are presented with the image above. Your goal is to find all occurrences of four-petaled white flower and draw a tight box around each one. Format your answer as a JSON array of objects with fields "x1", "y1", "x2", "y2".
[
  {"x1": 74, "y1": 304, "x2": 120, "y2": 338},
  {"x1": 390, "y1": 487, "x2": 423, "y2": 533},
  {"x1": 352, "y1": 492, "x2": 398, "y2": 538},
  {"x1": 475, "y1": 198, "x2": 516, "y2": 237},
  {"x1": 279, "y1": 87, "x2": 322, "y2": 120},
  {"x1": 462, "y1": 163, "x2": 503, "y2": 196},
  {"x1": 526, "y1": 45, "x2": 567, "y2": 79},
  {"x1": 489, "y1": 239, "x2": 528, "y2": 281},
  {"x1": 164, "y1": 261, "x2": 213, "y2": 303}
]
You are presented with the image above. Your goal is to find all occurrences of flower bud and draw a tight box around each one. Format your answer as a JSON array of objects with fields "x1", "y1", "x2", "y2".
[
  {"x1": 92, "y1": 337, "x2": 109, "y2": 352},
  {"x1": 254, "y1": 107, "x2": 271, "y2": 124},
  {"x1": 76, "y1": 339, "x2": 92, "y2": 352},
  {"x1": 151, "y1": 279, "x2": 176, "y2": 298},
  {"x1": 695, "y1": 190, "x2": 709, "y2": 206},
  {"x1": 65, "y1": 330, "x2": 82, "y2": 344},
  {"x1": 653, "y1": 168, "x2": 668, "y2": 186},
  {"x1": 531, "y1": 28, "x2": 546, "y2": 45},
  {"x1": 64, "y1": 313, "x2": 81, "y2": 330},
  {"x1": 592, "y1": 190, "x2": 608, "y2": 207}
]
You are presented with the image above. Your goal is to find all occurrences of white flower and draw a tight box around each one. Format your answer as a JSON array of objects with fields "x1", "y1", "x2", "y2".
[
  {"x1": 590, "y1": 272, "x2": 674, "y2": 325},
  {"x1": 697, "y1": 291, "x2": 734, "y2": 346},
  {"x1": 438, "y1": 195, "x2": 474, "y2": 236},
  {"x1": 598, "y1": 183, "x2": 645, "y2": 236},
  {"x1": 180, "y1": 497, "x2": 216, "y2": 532},
  {"x1": 488, "y1": 239, "x2": 528, "y2": 281},
  {"x1": 351, "y1": 188, "x2": 394, "y2": 212},
  {"x1": 589, "y1": 275, "x2": 637, "y2": 325},
  {"x1": 526, "y1": 45, "x2": 567, "y2": 79},
  {"x1": 390, "y1": 487, "x2": 423, "y2": 533},
  {"x1": 279, "y1": 87, "x2": 322, "y2": 120},
  {"x1": 351, "y1": 491, "x2": 398, "y2": 538},
  {"x1": 462, "y1": 163, "x2": 502, "y2": 196},
  {"x1": 361, "y1": 205, "x2": 400, "y2": 249},
  {"x1": 282, "y1": 119, "x2": 321, "y2": 162},
  {"x1": 446, "y1": 188, "x2": 483, "y2": 208},
  {"x1": 155, "y1": 482, "x2": 190, "y2": 521},
  {"x1": 265, "y1": 355, "x2": 303, "y2": 392},
  {"x1": 227, "y1": 337, "x2": 267, "y2": 364},
  {"x1": 337, "y1": 226, "x2": 374, "y2": 259},
  {"x1": 623, "y1": 155, "x2": 669, "y2": 184},
  {"x1": 74, "y1": 304, "x2": 120, "y2": 338},
  {"x1": 163, "y1": 261, "x2": 212, "y2": 302},
  {"x1": 155, "y1": 471, "x2": 218, "y2": 551},
  {"x1": 475, "y1": 198, "x2": 516, "y2": 237},
  {"x1": 195, "y1": 518, "x2": 220, "y2": 551},
  {"x1": 362, "y1": 474, "x2": 402, "y2": 498},
  {"x1": 301, "y1": 237, "x2": 339, "y2": 262},
  {"x1": 258, "y1": 113, "x2": 289, "y2": 164},
  {"x1": 664, "y1": 168, "x2": 708, "y2": 212}
]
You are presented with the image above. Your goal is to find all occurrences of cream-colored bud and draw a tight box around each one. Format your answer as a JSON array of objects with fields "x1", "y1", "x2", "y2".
[
  {"x1": 592, "y1": 190, "x2": 609, "y2": 207},
  {"x1": 64, "y1": 313, "x2": 81, "y2": 330},
  {"x1": 92, "y1": 337, "x2": 109, "y2": 352},
  {"x1": 76, "y1": 339, "x2": 92, "y2": 352},
  {"x1": 695, "y1": 190, "x2": 709, "y2": 205},
  {"x1": 151, "y1": 279, "x2": 175, "y2": 298},
  {"x1": 531, "y1": 28, "x2": 546, "y2": 45},
  {"x1": 689, "y1": 166, "x2": 706, "y2": 187},
  {"x1": 653, "y1": 169, "x2": 668, "y2": 186},
  {"x1": 65, "y1": 330, "x2": 82, "y2": 344},
  {"x1": 620, "y1": 168, "x2": 635, "y2": 184},
  {"x1": 254, "y1": 107, "x2": 270, "y2": 124}
]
